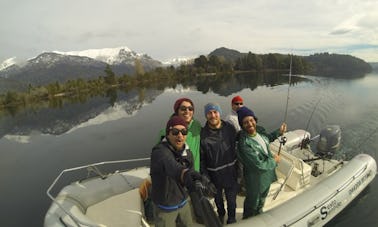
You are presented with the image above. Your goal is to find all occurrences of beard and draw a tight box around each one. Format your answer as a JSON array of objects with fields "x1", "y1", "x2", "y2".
[
  {"x1": 245, "y1": 124, "x2": 256, "y2": 135},
  {"x1": 208, "y1": 118, "x2": 221, "y2": 128}
]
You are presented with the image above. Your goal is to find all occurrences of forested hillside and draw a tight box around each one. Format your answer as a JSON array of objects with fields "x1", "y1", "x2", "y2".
[
  {"x1": 208, "y1": 47, "x2": 372, "y2": 77},
  {"x1": 305, "y1": 53, "x2": 372, "y2": 77}
]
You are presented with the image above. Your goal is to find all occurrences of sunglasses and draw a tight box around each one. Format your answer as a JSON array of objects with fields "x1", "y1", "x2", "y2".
[
  {"x1": 233, "y1": 102, "x2": 243, "y2": 106},
  {"x1": 179, "y1": 106, "x2": 194, "y2": 111},
  {"x1": 170, "y1": 128, "x2": 188, "y2": 136}
]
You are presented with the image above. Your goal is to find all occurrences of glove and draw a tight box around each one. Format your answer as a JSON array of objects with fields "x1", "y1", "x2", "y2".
[
  {"x1": 193, "y1": 178, "x2": 216, "y2": 198},
  {"x1": 204, "y1": 182, "x2": 217, "y2": 197},
  {"x1": 200, "y1": 175, "x2": 217, "y2": 197},
  {"x1": 183, "y1": 169, "x2": 202, "y2": 192},
  {"x1": 194, "y1": 180, "x2": 206, "y2": 192}
]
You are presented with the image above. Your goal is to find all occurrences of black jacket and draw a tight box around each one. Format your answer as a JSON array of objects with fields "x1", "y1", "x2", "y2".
[
  {"x1": 150, "y1": 139, "x2": 194, "y2": 207},
  {"x1": 200, "y1": 120, "x2": 238, "y2": 188}
]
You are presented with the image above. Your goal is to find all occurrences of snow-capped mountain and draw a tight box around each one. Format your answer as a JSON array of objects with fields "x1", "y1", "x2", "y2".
[
  {"x1": 0, "y1": 57, "x2": 17, "y2": 71},
  {"x1": 163, "y1": 57, "x2": 194, "y2": 66},
  {"x1": 53, "y1": 46, "x2": 141, "y2": 65},
  {"x1": 0, "y1": 46, "x2": 163, "y2": 87}
]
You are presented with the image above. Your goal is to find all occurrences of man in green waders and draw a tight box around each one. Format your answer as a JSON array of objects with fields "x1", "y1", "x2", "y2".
[{"x1": 236, "y1": 106, "x2": 287, "y2": 219}]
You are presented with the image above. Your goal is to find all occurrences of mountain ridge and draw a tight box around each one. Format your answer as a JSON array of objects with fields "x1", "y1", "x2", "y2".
[
  {"x1": 0, "y1": 46, "x2": 162, "y2": 87},
  {"x1": 0, "y1": 46, "x2": 374, "y2": 93}
]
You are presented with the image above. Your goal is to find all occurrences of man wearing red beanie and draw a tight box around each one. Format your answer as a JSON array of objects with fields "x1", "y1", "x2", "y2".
[
  {"x1": 155, "y1": 97, "x2": 205, "y2": 224},
  {"x1": 226, "y1": 95, "x2": 244, "y2": 131},
  {"x1": 158, "y1": 97, "x2": 202, "y2": 172}
]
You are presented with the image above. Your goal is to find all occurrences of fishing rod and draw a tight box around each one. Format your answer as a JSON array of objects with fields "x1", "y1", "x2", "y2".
[
  {"x1": 305, "y1": 98, "x2": 322, "y2": 133},
  {"x1": 300, "y1": 98, "x2": 323, "y2": 150},
  {"x1": 278, "y1": 54, "x2": 292, "y2": 156},
  {"x1": 283, "y1": 54, "x2": 292, "y2": 124}
]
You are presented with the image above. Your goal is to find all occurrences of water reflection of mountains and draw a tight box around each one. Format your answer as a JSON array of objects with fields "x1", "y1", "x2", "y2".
[
  {"x1": 0, "y1": 89, "x2": 163, "y2": 139},
  {"x1": 0, "y1": 73, "x2": 309, "y2": 138}
]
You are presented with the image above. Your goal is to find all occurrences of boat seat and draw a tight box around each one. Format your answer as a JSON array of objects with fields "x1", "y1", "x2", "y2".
[
  {"x1": 276, "y1": 157, "x2": 295, "y2": 180},
  {"x1": 273, "y1": 150, "x2": 312, "y2": 190},
  {"x1": 86, "y1": 188, "x2": 144, "y2": 227},
  {"x1": 270, "y1": 135, "x2": 312, "y2": 191},
  {"x1": 270, "y1": 157, "x2": 295, "y2": 199}
]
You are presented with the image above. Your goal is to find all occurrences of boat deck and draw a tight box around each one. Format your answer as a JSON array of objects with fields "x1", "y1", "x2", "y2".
[{"x1": 85, "y1": 151, "x2": 343, "y2": 227}]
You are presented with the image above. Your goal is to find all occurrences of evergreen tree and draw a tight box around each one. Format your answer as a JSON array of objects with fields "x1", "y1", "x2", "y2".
[
  {"x1": 104, "y1": 64, "x2": 117, "y2": 85},
  {"x1": 194, "y1": 55, "x2": 208, "y2": 70}
]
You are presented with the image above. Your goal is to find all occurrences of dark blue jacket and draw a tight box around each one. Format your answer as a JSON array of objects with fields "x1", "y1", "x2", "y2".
[{"x1": 200, "y1": 120, "x2": 238, "y2": 188}]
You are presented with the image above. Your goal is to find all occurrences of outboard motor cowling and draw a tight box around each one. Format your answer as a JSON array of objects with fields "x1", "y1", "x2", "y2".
[{"x1": 316, "y1": 125, "x2": 341, "y2": 157}]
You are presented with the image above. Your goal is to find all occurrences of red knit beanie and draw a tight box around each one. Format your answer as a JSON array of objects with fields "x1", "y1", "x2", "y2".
[
  {"x1": 231, "y1": 95, "x2": 243, "y2": 104},
  {"x1": 166, "y1": 116, "x2": 188, "y2": 135},
  {"x1": 173, "y1": 98, "x2": 194, "y2": 114}
]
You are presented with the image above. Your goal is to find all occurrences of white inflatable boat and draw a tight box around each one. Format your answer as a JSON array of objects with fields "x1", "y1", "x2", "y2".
[{"x1": 44, "y1": 126, "x2": 377, "y2": 227}]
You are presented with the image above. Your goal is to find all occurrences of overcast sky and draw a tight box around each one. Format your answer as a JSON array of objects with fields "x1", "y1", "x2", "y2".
[{"x1": 1, "y1": 0, "x2": 378, "y2": 63}]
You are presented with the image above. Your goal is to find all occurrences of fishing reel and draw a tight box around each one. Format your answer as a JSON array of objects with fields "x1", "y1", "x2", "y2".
[
  {"x1": 300, "y1": 136, "x2": 311, "y2": 149},
  {"x1": 279, "y1": 136, "x2": 288, "y2": 146},
  {"x1": 277, "y1": 136, "x2": 287, "y2": 155}
]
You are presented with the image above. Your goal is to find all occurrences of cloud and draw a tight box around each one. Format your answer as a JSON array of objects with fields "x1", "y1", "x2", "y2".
[
  {"x1": 330, "y1": 28, "x2": 354, "y2": 35},
  {"x1": 1, "y1": 0, "x2": 378, "y2": 62}
]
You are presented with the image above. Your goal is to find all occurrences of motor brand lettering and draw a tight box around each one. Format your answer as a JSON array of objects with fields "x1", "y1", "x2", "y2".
[{"x1": 349, "y1": 170, "x2": 372, "y2": 195}]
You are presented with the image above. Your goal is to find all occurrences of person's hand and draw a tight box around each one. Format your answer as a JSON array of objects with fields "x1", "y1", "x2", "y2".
[
  {"x1": 274, "y1": 154, "x2": 281, "y2": 163},
  {"x1": 280, "y1": 123, "x2": 287, "y2": 135}
]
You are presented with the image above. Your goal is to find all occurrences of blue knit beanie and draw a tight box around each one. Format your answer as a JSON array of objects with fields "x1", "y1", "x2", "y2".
[
  {"x1": 204, "y1": 103, "x2": 222, "y2": 116},
  {"x1": 237, "y1": 106, "x2": 257, "y2": 127}
]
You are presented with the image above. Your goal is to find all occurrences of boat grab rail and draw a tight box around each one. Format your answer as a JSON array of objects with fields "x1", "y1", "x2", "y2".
[
  {"x1": 273, "y1": 158, "x2": 295, "y2": 200},
  {"x1": 46, "y1": 157, "x2": 150, "y2": 227}
]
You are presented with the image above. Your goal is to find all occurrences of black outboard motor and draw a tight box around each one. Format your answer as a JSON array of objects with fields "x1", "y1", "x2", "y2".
[{"x1": 316, "y1": 125, "x2": 341, "y2": 158}]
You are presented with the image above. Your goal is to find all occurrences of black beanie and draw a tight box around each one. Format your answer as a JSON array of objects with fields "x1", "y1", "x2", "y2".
[{"x1": 237, "y1": 106, "x2": 257, "y2": 128}]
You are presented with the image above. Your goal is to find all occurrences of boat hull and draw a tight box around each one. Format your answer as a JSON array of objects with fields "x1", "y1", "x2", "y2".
[{"x1": 44, "y1": 154, "x2": 376, "y2": 227}]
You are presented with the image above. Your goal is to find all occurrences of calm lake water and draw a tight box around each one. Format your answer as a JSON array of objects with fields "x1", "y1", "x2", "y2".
[{"x1": 0, "y1": 72, "x2": 377, "y2": 226}]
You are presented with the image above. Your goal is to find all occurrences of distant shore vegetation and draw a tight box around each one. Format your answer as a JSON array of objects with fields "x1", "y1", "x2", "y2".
[{"x1": 0, "y1": 52, "x2": 372, "y2": 116}]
